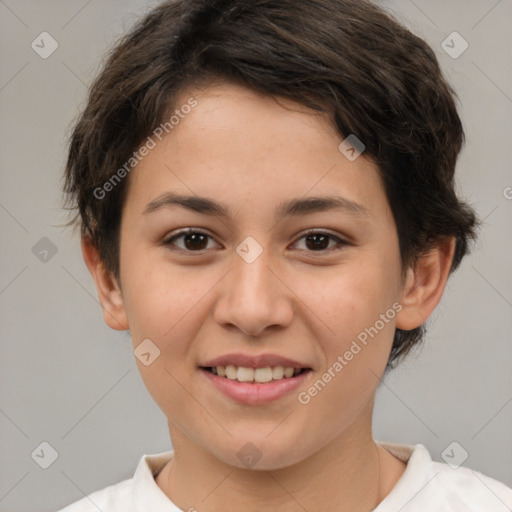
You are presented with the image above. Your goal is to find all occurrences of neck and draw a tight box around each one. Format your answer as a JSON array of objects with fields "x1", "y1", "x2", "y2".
[{"x1": 156, "y1": 406, "x2": 406, "y2": 512}]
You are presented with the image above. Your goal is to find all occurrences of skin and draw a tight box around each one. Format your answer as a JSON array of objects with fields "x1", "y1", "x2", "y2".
[{"x1": 82, "y1": 80, "x2": 455, "y2": 511}]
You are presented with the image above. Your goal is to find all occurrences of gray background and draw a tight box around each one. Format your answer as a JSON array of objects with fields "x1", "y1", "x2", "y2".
[{"x1": 0, "y1": 0, "x2": 511, "y2": 510}]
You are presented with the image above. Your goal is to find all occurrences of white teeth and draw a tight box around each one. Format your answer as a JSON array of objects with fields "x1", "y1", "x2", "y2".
[
  {"x1": 283, "y1": 367, "x2": 294, "y2": 378},
  {"x1": 237, "y1": 367, "x2": 254, "y2": 382},
  {"x1": 211, "y1": 365, "x2": 305, "y2": 383},
  {"x1": 272, "y1": 366, "x2": 284, "y2": 379},
  {"x1": 225, "y1": 365, "x2": 238, "y2": 380},
  {"x1": 254, "y1": 367, "x2": 273, "y2": 383}
]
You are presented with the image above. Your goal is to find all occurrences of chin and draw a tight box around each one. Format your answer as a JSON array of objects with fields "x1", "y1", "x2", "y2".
[{"x1": 216, "y1": 434, "x2": 308, "y2": 471}]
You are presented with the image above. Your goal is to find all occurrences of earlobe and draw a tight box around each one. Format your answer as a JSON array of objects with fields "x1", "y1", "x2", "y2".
[
  {"x1": 81, "y1": 236, "x2": 129, "y2": 331},
  {"x1": 395, "y1": 237, "x2": 456, "y2": 331}
]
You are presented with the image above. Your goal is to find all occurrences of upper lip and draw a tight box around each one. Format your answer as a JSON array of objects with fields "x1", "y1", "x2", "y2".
[{"x1": 201, "y1": 353, "x2": 311, "y2": 369}]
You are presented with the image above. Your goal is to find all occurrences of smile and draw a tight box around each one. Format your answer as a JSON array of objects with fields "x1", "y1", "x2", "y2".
[
  {"x1": 200, "y1": 366, "x2": 313, "y2": 405},
  {"x1": 202, "y1": 365, "x2": 310, "y2": 383}
]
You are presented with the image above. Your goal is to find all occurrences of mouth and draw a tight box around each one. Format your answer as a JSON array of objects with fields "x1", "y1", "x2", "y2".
[
  {"x1": 199, "y1": 364, "x2": 313, "y2": 405},
  {"x1": 200, "y1": 365, "x2": 312, "y2": 384}
]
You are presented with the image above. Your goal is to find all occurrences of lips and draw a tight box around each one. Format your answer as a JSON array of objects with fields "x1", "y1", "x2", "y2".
[
  {"x1": 200, "y1": 365, "x2": 312, "y2": 404},
  {"x1": 199, "y1": 352, "x2": 313, "y2": 404}
]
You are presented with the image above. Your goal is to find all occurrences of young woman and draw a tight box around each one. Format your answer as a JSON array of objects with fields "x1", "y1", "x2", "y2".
[{"x1": 58, "y1": 0, "x2": 512, "y2": 509}]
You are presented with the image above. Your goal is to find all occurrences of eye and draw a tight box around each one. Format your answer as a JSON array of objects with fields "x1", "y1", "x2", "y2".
[
  {"x1": 162, "y1": 228, "x2": 348, "y2": 254},
  {"x1": 292, "y1": 230, "x2": 348, "y2": 252},
  {"x1": 162, "y1": 229, "x2": 219, "y2": 252}
]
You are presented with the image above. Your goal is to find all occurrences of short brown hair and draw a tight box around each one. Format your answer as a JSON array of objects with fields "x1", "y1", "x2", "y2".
[{"x1": 62, "y1": 0, "x2": 478, "y2": 371}]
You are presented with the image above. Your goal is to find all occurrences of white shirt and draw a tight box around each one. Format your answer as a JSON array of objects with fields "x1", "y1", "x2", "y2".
[{"x1": 57, "y1": 442, "x2": 512, "y2": 511}]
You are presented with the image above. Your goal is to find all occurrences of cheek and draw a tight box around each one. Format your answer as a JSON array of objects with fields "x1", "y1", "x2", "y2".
[
  {"x1": 295, "y1": 253, "x2": 399, "y2": 400},
  {"x1": 300, "y1": 258, "x2": 398, "y2": 339},
  {"x1": 122, "y1": 250, "x2": 206, "y2": 341},
  {"x1": 122, "y1": 261, "x2": 219, "y2": 410},
  {"x1": 124, "y1": 262, "x2": 208, "y2": 414}
]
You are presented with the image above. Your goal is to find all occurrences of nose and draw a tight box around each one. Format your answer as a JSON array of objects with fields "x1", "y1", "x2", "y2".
[{"x1": 213, "y1": 245, "x2": 294, "y2": 337}]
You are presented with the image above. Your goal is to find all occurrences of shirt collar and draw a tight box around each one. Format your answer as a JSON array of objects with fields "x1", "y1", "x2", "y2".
[
  {"x1": 130, "y1": 449, "x2": 180, "y2": 511},
  {"x1": 374, "y1": 442, "x2": 438, "y2": 511}
]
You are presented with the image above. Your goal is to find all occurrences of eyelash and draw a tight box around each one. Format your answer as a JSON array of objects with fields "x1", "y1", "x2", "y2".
[{"x1": 162, "y1": 228, "x2": 348, "y2": 254}]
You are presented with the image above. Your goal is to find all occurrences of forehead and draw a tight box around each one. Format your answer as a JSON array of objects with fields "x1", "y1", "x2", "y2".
[{"x1": 122, "y1": 80, "x2": 389, "y2": 223}]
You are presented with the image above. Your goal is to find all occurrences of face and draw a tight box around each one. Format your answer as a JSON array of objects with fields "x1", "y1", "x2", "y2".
[{"x1": 109, "y1": 81, "x2": 406, "y2": 469}]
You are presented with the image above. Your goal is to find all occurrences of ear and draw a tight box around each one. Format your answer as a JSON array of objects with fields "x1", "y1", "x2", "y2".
[
  {"x1": 81, "y1": 236, "x2": 129, "y2": 331},
  {"x1": 395, "y1": 236, "x2": 456, "y2": 331}
]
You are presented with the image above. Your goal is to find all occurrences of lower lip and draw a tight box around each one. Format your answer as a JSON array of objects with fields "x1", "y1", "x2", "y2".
[{"x1": 200, "y1": 368, "x2": 312, "y2": 405}]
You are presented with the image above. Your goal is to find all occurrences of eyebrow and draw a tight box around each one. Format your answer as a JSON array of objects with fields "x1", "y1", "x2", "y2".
[{"x1": 143, "y1": 192, "x2": 370, "y2": 221}]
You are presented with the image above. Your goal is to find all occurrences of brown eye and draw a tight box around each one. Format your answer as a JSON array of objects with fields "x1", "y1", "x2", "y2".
[
  {"x1": 293, "y1": 231, "x2": 347, "y2": 252},
  {"x1": 163, "y1": 229, "x2": 217, "y2": 251},
  {"x1": 304, "y1": 233, "x2": 330, "y2": 251}
]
